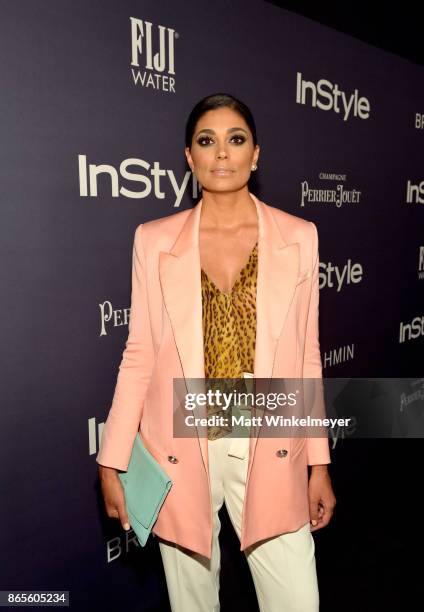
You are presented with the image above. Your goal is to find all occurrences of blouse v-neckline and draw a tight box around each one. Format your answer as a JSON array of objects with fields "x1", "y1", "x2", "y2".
[{"x1": 201, "y1": 241, "x2": 258, "y2": 297}]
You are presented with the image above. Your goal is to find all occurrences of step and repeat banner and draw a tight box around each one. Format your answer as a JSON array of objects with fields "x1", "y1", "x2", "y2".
[{"x1": 1, "y1": 1, "x2": 423, "y2": 610}]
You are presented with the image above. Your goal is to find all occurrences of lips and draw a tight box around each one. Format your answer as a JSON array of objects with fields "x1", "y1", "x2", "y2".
[{"x1": 212, "y1": 169, "x2": 234, "y2": 175}]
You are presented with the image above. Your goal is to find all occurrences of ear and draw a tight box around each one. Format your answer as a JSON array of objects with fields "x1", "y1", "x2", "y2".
[
  {"x1": 185, "y1": 147, "x2": 193, "y2": 170},
  {"x1": 253, "y1": 143, "x2": 260, "y2": 165}
]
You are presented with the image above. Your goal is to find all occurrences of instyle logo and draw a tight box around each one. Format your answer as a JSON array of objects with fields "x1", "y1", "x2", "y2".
[
  {"x1": 406, "y1": 179, "x2": 424, "y2": 204},
  {"x1": 319, "y1": 260, "x2": 363, "y2": 292},
  {"x1": 130, "y1": 17, "x2": 177, "y2": 92},
  {"x1": 399, "y1": 314, "x2": 424, "y2": 343},
  {"x1": 300, "y1": 174, "x2": 361, "y2": 208},
  {"x1": 78, "y1": 154, "x2": 201, "y2": 206},
  {"x1": 296, "y1": 71, "x2": 371, "y2": 121}
]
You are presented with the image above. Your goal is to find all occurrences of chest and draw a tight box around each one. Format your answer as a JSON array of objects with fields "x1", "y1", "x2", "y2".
[{"x1": 200, "y1": 239, "x2": 258, "y2": 296}]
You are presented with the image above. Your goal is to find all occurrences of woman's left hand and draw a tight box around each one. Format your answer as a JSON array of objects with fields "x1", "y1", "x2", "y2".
[{"x1": 308, "y1": 466, "x2": 336, "y2": 532}]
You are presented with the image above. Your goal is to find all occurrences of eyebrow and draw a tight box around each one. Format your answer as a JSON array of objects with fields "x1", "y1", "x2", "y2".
[{"x1": 194, "y1": 127, "x2": 248, "y2": 137}]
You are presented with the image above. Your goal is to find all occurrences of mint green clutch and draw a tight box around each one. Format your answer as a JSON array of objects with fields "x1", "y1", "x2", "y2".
[{"x1": 118, "y1": 433, "x2": 173, "y2": 546}]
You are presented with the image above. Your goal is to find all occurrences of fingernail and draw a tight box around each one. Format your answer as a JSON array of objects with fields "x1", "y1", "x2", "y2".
[
  {"x1": 311, "y1": 519, "x2": 318, "y2": 526},
  {"x1": 124, "y1": 522, "x2": 130, "y2": 530}
]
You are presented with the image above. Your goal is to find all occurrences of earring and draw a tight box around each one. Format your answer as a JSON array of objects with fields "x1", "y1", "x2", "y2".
[{"x1": 251, "y1": 163, "x2": 257, "y2": 171}]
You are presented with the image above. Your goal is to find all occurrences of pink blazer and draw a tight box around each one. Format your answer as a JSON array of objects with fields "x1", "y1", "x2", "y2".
[{"x1": 97, "y1": 191, "x2": 331, "y2": 559}]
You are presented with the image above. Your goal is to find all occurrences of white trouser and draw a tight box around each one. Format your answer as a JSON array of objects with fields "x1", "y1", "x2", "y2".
[{"x1": 158, "y1": 435, "x2": 319, "y2": 612}]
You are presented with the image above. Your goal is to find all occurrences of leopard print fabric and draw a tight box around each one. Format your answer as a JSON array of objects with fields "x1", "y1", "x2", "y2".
[{"x1": 201, "y1": 242, "x2": 258, "y2": 441}]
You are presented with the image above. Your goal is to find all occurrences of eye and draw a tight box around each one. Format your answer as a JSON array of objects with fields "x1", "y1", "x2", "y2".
[
  {"x1": 196, "y1": 135, "x2": 214, "y2": 146},
  {"x1": 230, "y1": 134, "x2": 246, "y2": 144},
  {"x1": 196, "y1": 134, "x2": 247, "y2": 146}
]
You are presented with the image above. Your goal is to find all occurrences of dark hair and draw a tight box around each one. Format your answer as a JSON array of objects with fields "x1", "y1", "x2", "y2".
[{"x1": 185, "y1": 93, "x2": 258, "y2": 149}]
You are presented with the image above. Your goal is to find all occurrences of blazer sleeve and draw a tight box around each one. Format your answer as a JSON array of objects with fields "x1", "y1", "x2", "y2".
[
  {"x1": 304, "y1": 221, "x2": 331, "y2": 466},
  {"x1": 96, "y1": 224, "x2": 156, "y2": 471}
]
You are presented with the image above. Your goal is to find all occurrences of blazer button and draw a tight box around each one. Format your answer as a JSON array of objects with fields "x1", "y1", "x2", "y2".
[
  {"x1": 167, "y1": 455, "x2": 178, "y2": 464},
  {"x1": 276, "y1": 449, "x2": 288, "y2": 458}
]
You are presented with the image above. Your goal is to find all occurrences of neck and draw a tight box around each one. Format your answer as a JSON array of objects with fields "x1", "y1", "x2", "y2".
[{"x1": 199, "y1": 188, "x2": 257, "y2": 230}]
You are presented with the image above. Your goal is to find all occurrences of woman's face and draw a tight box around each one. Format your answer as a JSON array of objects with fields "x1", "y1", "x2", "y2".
[{"x1": 185, "y1": 107, "x2": 260, "y2": 193}]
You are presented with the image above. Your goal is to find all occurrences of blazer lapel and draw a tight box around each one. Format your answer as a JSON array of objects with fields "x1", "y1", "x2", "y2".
[{"x1": 159, "y1": 192, "x2": 300, "y2": 476}]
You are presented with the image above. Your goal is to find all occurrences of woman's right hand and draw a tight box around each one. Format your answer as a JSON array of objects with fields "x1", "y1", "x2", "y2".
[{"x1": 98, "y1": 465, "x2": 131, "y2": 532}]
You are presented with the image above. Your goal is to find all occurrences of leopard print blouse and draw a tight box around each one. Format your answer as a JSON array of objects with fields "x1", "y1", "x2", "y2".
[{"x1": 201, "y1": 242, "x2": 258, "y2": 441}]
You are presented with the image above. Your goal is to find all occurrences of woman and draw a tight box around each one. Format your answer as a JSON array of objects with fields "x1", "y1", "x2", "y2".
[{"x1": 97, "y1": 93, "x2": 336, "y2": 611}]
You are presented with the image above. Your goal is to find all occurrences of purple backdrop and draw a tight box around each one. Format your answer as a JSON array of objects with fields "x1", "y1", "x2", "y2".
[{"x1": 1, "y1": 1, "x2": 423, "y2": 610}]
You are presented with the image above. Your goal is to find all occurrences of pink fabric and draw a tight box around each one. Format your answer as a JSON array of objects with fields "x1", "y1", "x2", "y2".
[{"x1": 97, "y1": 192, "x2": 331, "y2": 559}]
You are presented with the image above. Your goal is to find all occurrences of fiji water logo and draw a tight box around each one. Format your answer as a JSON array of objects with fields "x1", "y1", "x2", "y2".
[{"x1": 130, "y1": 17, "x2": 177, "y2": 92}]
